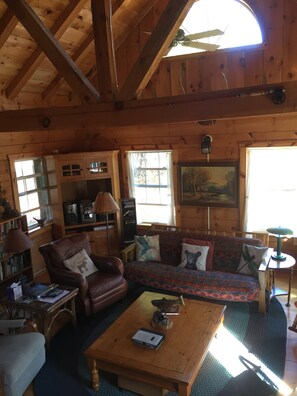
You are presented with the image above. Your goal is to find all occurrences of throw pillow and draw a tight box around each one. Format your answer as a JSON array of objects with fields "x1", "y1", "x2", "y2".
[
  {"x1": 63, "y1": 249, "x2": 98, "y2": 277},
  {"x1": 135, "y1": 235, "x2": 161, "y2": 262},
  {"x1": 179, "y1": 243, "x2": 209, "y2": 271},
  {"x1": 182, "y1": 238, "x2": 215, "y2": 270},
  {"x1": 237, "y1": 244, "x2": 269, "y2": 277}
]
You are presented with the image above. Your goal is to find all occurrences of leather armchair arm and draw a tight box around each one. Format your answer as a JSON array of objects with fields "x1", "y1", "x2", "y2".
[
  {"x1": 91, "y1": 254, "x2": 124, "y2": 275},
  {"x1": 48, "y1": 267, "x2": 89, "y2": 298}
]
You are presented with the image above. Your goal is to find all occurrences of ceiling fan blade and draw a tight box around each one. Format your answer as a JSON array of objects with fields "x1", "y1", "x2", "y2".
[
  {"x1": 185, "y1": 29, "x2": 224, "y2": 41},
  {"x1": 182, "y1": 41, "x2": 220, "y2": 51}
]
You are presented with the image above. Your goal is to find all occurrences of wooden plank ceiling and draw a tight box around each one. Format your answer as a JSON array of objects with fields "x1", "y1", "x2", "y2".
[
  {"x1": 0, "y1": 0, "x2": 296, "y2": 132},
  {"x1": 0, "y1": 0, "x2": 193, "y2": 107}
]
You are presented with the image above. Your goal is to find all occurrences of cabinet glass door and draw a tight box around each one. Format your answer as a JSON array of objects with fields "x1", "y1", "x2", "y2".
[
  {"x1": 86, "y1": 158, "x2": 110, "y2": 178},
  {"x1": 60, "y1": 162, "x2": 83, "y2": 179}
]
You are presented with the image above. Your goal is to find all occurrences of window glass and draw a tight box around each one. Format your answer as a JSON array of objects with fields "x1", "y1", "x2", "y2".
[
  {"x1": 245, "y1": 147, "x2": 297, "y2": 234},
  {"x1": 166, "y1": 0, "x2": 262, "y2": 57},
  {"x1": 128, "y1": 151, "x2": 175, "y2": 225},
  {"x1": 14, "y1": 158, "x2": 53, "y2": 230}
]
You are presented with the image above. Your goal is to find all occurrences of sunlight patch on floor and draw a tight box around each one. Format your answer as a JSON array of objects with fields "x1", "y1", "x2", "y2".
[{"x1": 209, "y1": 325, "x2": 293, "y2": 396}]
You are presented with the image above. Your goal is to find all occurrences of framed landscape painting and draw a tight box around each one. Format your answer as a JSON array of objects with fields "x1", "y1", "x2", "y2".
[{"x1": 178, "y1": 162, "x2": 239, "y2": 207}]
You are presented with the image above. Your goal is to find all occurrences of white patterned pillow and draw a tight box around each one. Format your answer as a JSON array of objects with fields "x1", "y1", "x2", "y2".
[
  {"x1": 135, "y1": 235, "x2": 161, "y2": 262},
  {"x1": 237, "y1": 244, "x2": 269, "y2": 277},
  {"x1": 63, "y1": 249, "x2": 98, "y2": 277},
  {"x1": 179, "y1": 243, "x2": 209, "y2": 271}
]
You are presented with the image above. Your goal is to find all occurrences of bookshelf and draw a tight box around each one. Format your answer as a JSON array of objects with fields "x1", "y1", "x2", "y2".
[{"x1": 0, "y1": 215, "x2": 32, "y2": 297}]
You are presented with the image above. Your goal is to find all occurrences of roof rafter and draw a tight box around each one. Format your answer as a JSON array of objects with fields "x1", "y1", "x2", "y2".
[
  {"x1": 5, "y1": 0, "x2": 89, "y2": 99},
  {"x1": 118, "y1": 0, "x2": 196, "y2": 100},
  {"x1": 42, "y1": 0, "x2": 159, "y2": 101},
  {"x1": 0, "y1": 0, "x2": 32, "y2": 50},
  {"x1": 42, "y1": 32, "x2": 94, "y2": 100},
  {"x1": 91, "y1": 0, "x2": 118, "y2": 100}
]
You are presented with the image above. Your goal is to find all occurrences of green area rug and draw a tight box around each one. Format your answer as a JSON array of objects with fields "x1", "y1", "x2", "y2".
[{"x1": 34, "y1": 284, "x2": 287, "y2": 396}]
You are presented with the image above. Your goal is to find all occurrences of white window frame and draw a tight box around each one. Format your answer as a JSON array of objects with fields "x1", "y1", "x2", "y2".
[
  {"x1": 244, "y1": 147, "x2": 297, "y2": 234},
  {"x1": 127, "y1": 150, "x2": 175, "y2": 225},
  {"x1": 9, "y1": 155, "x2": 53, "y2": 231}
]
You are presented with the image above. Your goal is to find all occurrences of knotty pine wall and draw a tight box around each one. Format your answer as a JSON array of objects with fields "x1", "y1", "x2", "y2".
[{"x1": 1, "y1": 0, "x2": 297, "y2": 267}]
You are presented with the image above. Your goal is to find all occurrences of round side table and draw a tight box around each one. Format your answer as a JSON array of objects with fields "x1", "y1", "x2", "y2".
[{"x1": 268, "y1": 252, "x2": 296, "y2": 307}]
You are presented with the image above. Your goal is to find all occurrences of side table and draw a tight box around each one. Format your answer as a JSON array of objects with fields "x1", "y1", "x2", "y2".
[
  {"x1": 0, "y1": 285, "x2": 78, "y2": 348},
  {"x1": 268, "y1": 253, "x2": 296, "y2": 307}
]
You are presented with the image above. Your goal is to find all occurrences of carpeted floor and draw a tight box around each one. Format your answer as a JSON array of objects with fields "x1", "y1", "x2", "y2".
[{"x1": 34, "y1": 284, "x2": 287, "y2": 396}]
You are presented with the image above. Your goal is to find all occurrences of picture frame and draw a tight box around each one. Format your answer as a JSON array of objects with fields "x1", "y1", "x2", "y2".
[{"x1": 178, "y1": 162, "x2": 239, "y2": 207}]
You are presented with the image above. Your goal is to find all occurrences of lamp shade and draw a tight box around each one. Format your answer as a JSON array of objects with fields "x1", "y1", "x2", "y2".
[
  {"x1": 266, "y1": 226, "x2": 293, "y2": 261},
  {"x1": 4, "y1": 228, "x2": 33, "y2": 253},
  {"x1": 266, "y1": 227, "x2": 293, "y2": 236},
  {"x1": 93, "y1": 192, "x2": 120, "y2": 214}
]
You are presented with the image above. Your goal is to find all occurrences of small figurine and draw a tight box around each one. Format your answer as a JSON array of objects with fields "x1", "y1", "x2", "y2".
[
  {"x1": 151, "y1": 295, "x2": 185, "y2": 312},
  {"x1": 151, "y1": 310, "x2": 172, "y2": 330},
  {"x1": 33, "y1": 217, "x2": 46, "y2": 227}
]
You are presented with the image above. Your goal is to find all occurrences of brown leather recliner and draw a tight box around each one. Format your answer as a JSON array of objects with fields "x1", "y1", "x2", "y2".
[{"x1": 39, "y1": 233, "x2": 127, "y2": 316}]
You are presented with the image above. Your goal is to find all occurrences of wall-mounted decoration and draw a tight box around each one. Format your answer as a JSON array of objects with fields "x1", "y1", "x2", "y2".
[{"x1": 178, "y1": 162, "x2": 239, "y2": 207}]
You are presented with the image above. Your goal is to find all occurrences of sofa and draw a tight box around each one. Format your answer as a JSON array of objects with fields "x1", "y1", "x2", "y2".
[{"x1": 122, "y1": 226, "x2": 272, "y2": 313}]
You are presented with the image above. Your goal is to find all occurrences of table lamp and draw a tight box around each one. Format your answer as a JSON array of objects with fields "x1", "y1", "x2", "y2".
[
  {"x1": 266, "y1": 227, "x2": 293, "y2": 261},
  {"x1": 93, "y1": 192, "x2": 119, "y2": 255},
  {"x1": 4, "y1": 227, "x2": 33, "y2": 285}
]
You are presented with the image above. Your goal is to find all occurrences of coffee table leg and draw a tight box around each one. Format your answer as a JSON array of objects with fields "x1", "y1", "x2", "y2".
[
  {"x1": 90, "y1": 359, "x2": 99, "y2": 391},
  {"x1": 178, "y1": 383, "x2": 191, "y2": 396}
]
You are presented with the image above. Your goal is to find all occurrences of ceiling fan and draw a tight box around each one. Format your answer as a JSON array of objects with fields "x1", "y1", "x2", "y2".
[{"x1": 169, "y1": 28, "x2": 224, "y2": 52}]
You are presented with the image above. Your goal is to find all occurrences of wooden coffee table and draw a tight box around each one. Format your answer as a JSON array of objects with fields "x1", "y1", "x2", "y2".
[{"x1": 84, "y1": 291, "x2": 226, "y2": 396}]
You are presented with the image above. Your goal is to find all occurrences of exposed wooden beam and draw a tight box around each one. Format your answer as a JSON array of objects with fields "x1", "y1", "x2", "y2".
[
  {"x1": 91, "y1": 0, "x2": 118, "y2": 100},
  {"x1": 4, "y1": 0, "x2": 100, "y2": 104},
  {"x1": 118, "y1": 0, "x2": 196, "y2": 100},
  {"x1": 5, "y1": 0, "x2": 89, "y2": 99},
  {"x1": 42, "y1": 0, "x2": 158, "y2": 101},
  {"x1": 0, "y1": 83, "x2": 294, "y2": 132},
  {"x1": 42, "y1": 32, "x2": 94, "y2": 100},
  {"x1": 0, "y1": 0, "x2": 32, "y2": 49}
]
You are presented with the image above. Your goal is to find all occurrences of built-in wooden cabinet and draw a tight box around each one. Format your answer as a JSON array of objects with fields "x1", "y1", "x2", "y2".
[
  {"x1": 0, "y1": 215, "x2": 32, "y2": 297},
  {"x1": 52, "y1": 151, "x2": 121, "y2": 255}
]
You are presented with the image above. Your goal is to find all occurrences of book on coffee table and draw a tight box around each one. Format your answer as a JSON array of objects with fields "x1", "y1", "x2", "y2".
[{"x1": 132, "y1": 328, "x2": 165, "y2": 349}]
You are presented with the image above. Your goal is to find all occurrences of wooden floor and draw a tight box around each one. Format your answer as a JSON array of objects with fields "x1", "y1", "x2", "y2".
[{"x1": 24, "y1": 269, "x2": 297, "y2": 396}]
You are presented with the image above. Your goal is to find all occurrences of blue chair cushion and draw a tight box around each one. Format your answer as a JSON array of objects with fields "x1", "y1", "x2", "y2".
[{"x1": 0, "y1": 332, "x2": 45, "y2": 396}]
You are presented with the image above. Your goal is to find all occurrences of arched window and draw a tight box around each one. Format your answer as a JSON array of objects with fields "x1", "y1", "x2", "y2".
[{"x1": 166, "y1": 0, "x2": 262, "y2": 57}]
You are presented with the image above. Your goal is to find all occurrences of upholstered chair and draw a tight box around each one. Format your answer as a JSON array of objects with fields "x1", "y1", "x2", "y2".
[
  {"x1": 39, "y1": 233, "x2": 127, "y2": 316},
  {"x1": 0, "y1": 319, "x2": 46, "y2": 396}
]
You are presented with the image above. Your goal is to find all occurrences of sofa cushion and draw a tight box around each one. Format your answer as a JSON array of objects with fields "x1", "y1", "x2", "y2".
[
  {"x1": 237, "y1": 244, "x2": 269, "y2": 277},
  {"x1": 137, "y1": 229, "x2": 264, "y2": 272},
  {"x1": 135, "y1": 235, "x2": 161, "y2": 262},
  {"x1": 124, "y1": 261, "x2": 260, "y2": 302},
  {"x1": 0, "y1": 332, "x2": 45, "y2": 396},
  {"x1": 179, "y1": 243, "x2": 209, "y2": 270},
  {"x1": 63, "y1": 249, "x2": 98, "y2": 277},
  {"x1": 182, "y1": 238, "x2": 214, "y2": 270}
]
